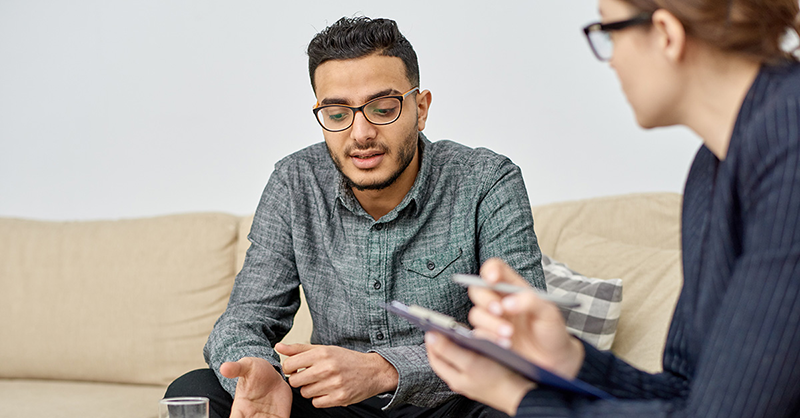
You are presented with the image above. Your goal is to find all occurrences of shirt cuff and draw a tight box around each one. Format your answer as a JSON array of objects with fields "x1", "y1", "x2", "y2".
[{"x1": 369, "y1": 345, "x2": 456, "y2": 409}]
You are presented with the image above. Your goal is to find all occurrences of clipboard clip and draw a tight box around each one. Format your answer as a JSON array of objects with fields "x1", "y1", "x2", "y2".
[{"x1": 406, "y1": 304, "x2": 469, "y2": 331}]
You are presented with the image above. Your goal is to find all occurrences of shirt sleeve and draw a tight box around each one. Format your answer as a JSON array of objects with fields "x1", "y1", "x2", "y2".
[
  {"x1": 515, "y1": 96, "x2": 800, "y2": 418},
  {"x1": 203, "y1": 166, "x2": 301, "y2": 397},
  {"x1": 476, "y1": 156, "x2": 546, "y2": 290}
]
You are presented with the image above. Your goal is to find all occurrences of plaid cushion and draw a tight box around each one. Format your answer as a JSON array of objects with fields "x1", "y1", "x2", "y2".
[{"x1": 542, "y1": 254, "x2": 623, "y2": 350}]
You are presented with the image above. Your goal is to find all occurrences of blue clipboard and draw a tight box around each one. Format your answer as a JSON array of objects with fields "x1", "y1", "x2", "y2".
[{"x1": 383, "y1": 301, "x2": 614, "y2": 400}]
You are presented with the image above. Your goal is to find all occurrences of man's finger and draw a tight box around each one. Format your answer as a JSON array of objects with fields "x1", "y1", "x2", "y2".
[
  {"x1": 220, "y1": 359, "x2": 247, "y2": 379},
  {"x1": 280, "y1": 344, "x2": 318, "y2": 374},
  {"x1": 296, "y1": 379, "x2": 331, "y2": 400},
  {"x1": 275, "y1": 342, "x2": 314, "y2": 356},
  {"x1": 286, "y1": 364, "x2": 322, "y2": 388},
  {"x1": 311, "y1": 393, "x2": 349, "y2": 409}
]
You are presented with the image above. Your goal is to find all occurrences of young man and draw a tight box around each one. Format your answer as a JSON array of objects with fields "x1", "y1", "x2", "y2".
[{"x1": 166, "y1": 16, "x2": 545, "y2": 418}]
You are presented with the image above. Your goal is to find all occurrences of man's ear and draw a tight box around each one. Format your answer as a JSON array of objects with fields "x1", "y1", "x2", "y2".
[
  {"x1": 652, "y1": 9, "x2": 686, "y2": 63},
  {"x1": 415, "y1": 89, "x2": 432, "y2": 131}
]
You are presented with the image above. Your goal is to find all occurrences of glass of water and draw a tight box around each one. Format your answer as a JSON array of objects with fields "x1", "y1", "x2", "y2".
[{"x1": 159, "y1": 397, "x2": 209, "y2": 418}]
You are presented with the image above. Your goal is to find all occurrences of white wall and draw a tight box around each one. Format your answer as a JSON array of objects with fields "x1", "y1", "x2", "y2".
[{"x1": 0, "y1": 1, "x2": 700, "y2": 221}]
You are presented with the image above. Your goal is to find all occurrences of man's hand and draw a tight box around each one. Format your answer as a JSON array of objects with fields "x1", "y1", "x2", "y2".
[
  {"x1": 219, "y1": 357, "x2": 293, "y2": 418},
  {"x1": 275, "y1": 343, "x2": 399, "y2": 408}
]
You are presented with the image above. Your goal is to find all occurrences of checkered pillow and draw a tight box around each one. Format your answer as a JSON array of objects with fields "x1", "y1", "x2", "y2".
[{"x1": 542, "y1": 254, "x2": 622, "y2": 350}]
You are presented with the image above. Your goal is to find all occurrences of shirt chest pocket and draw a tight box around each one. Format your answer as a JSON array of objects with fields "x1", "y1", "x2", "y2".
[
  {"x1": 401, "y1": 247, "x2": 463, "y2": 279},
  {"x1": 399, "y1": 247, "x2": 470, "y2": 319}
]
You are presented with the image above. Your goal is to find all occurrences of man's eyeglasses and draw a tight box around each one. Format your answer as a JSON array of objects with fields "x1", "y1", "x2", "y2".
[
  {"x1": 582, "y1": 13, "x2": 653, "y2": 61},
  {"x1": 313, "y1": 87, "x2": 419, "y2": 132}
]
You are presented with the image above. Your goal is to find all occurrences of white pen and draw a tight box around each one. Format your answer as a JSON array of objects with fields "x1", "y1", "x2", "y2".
[{"x1": 452, "y1": 274, "x2": 581, "y2": 309}]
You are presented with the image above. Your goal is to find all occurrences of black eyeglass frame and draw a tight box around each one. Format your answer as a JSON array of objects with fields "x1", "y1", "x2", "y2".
[
  {"x1": 582, "y1": 13, "x2": 654, "y2": 61},
  {"x1": 312, "y1": 87, "x2": 420, "y2": 133}
]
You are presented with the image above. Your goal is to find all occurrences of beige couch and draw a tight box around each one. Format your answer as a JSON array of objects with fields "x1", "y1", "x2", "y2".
[{"x1": 0, "y1": 193, "x2": 682, "y2": 418}]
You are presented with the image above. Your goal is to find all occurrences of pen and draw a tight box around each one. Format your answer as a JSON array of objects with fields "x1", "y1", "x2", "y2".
[{"x1": 451, "y1": 274, "x2": 581, "y2": 309}]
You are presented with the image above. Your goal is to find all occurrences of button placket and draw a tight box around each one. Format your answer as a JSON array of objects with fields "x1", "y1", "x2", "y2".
[{"x1": 368, "y1": 219, "x2": 389, "y2": 346}]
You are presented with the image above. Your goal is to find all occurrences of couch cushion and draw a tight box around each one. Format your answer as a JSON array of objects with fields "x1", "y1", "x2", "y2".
[
  {"x1": 0, "y1": 379, "x2": 165, "y2": 418},
  {"x1": 543, "y1": 255, "x2": 623, "y2": 351},
  {"x1": 0, "y1": 213, "x2": 239, "y2": 386}
]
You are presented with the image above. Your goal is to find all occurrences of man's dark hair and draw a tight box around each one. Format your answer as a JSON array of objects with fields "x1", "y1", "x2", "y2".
[{"x1": 307, "y1": 16, "x2": 420, "y2": 92}]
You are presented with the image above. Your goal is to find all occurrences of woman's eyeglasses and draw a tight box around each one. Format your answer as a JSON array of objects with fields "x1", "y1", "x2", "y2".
[{"x1": 582, "y1": 13, "x2": 653, "y2": 61}]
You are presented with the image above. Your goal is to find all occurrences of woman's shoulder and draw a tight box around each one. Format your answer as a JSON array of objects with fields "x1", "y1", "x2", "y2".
[
  {"x1": 763, "y1": 60, "x2": 800, "y2": 95},
  {"x1": 729, "y1": 62, "x2": 800, "y2": 196},
  {"x1": 738, "y1": 61, "x2": 800, "y2": 146}
]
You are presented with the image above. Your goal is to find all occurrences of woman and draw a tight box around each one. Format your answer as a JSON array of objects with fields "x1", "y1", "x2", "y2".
[{"x1": 425, "y1": 0, "x2": 800, "y2": 416}]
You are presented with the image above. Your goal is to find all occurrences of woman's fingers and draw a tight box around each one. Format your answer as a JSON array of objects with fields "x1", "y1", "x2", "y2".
[
  {"x1": 426, "y1": 330, "x2": 538, "y2": 416},
  {"x1": 469, "y1": 306, "x2": 514, "y2": 347},
  {"x1": 426, "y1": 332, "x2": 473, "y2": 380},
  {"x1": 426, "y1": 332, "x2": 476, "y2": 366},
  {"x1": 503, "y1": 292, "x2": 564, "y2": 325},
  {"x1": 468, "y1": 285, "x2": 503, "y2": 311},
  {"x1": 480, "y1": 258, "x2": 531, "y2": 286}
]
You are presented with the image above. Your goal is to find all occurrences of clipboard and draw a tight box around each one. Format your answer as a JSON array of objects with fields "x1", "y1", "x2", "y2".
[{"x1": 383, "y1": 301, "x2": 613, "y2": 400}]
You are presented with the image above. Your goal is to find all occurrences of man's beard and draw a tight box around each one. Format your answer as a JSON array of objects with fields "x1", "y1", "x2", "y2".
[{"x1": 327, "y1": 128, "x2": 418, "y2": 192}]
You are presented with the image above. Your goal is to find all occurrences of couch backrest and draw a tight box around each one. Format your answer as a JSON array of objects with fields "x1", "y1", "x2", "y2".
[
  {"x1": 0, "y1": 213, "x2": 240, "y2": 386},
  {"x1": 0, "y1": 192, "x2": 682, "y2": 386}
]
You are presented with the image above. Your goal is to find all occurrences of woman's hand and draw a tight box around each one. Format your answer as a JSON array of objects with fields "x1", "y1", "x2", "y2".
[
  {"x1": 470, "y1": 258, "x2": 585, "y2": 380},
  {"x1": 425, "y1": 331, "x2": 535, "y2": 416}
]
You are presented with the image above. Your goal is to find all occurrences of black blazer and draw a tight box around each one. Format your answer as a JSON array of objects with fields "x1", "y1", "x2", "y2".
[{"x1": 518, "y1": 62, "x2": 800, "y2": 417}]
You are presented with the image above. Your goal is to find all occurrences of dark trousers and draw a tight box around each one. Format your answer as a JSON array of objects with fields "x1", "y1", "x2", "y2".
[{"x1": 165, "y1": 369, "x2": 508, "y2": 418}]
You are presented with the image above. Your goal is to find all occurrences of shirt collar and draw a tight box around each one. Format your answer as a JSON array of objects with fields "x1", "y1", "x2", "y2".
[{"x1": 335, "y1": 132, "x2": 431, "y2": 221}]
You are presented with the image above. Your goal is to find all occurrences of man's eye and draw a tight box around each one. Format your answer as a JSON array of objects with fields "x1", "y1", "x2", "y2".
[
  {"x1": 323, "y1": 107, "x2": 350, "y2": 122},
  {"x1": 371, "y1": 106, "x2": 398, "y2": 117}
]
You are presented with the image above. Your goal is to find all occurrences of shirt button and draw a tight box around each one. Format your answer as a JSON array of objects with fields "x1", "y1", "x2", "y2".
[
  {"x1": 373, "y1": 280, "x2": 382, "y2": 290},
  {"x1": 426, "y1": 260, "x2": 436, "y2": 270},
  {"x1": 374, "y1": 224, "x2": 383, "y2": 231},
  {"x1": 376, "y1": 331, "x2": 384, "y2": 340}
]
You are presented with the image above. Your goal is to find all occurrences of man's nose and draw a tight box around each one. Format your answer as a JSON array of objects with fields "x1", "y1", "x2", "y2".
[{"x1": 350, "y1": 110, "x2": 377, "y2": 144}]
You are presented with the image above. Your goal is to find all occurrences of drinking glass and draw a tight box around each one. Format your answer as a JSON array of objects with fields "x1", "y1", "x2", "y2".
[{"x1": 159, "y1": 397, "x2": 209, "y2": 418}]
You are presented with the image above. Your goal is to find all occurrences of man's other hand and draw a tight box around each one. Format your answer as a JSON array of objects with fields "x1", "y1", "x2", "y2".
[
  {"x1": 220, "y1": 357, "x2": 292, "y2": 418},
  {"x1": 275, "y1": 343, "x2": 399, "y2": 408}
]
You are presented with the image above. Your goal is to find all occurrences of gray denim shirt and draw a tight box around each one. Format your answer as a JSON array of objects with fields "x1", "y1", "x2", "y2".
[{"x1": 204, "y1": 134, "x2": 545, "y2": 408}]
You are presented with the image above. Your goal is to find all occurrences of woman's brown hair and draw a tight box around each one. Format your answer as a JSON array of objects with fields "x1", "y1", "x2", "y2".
[{"x1": 622, "y1": 0, "x2": 800, "y2": 63}]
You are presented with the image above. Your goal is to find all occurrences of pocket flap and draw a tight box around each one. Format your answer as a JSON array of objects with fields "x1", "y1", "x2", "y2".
[{"x1": 402, "y1": 247, "x2": 463, "y2": 278}]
